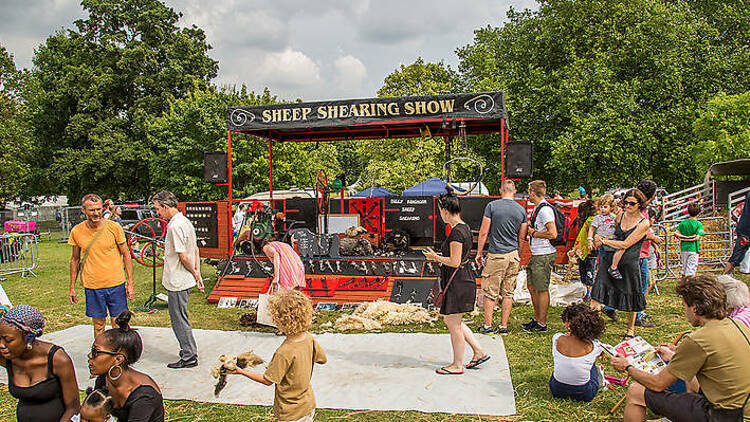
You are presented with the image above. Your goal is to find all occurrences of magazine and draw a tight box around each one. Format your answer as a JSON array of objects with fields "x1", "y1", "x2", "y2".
[{"x1": 598, "y1": 336, "x2": 667, "y2": 374}]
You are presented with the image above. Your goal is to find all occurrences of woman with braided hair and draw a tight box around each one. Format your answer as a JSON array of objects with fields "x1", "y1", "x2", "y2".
[
  {"x1": 0, "y1": 304, "x2": 80, "y2": 421},
  {"x1": 88, "y1": 310, "x2": 164, "y2": 421},
  {"x1": 549, "y1": 303, "x2": 606, "y2": 402}
]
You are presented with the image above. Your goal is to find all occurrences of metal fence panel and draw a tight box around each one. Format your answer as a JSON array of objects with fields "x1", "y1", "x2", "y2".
[
  {"x1": 0, "y1": 233, "x2": 39, "y2": 278},
  {"x1": 654, "y1": 215, "x2": 731, "y2": 280}
]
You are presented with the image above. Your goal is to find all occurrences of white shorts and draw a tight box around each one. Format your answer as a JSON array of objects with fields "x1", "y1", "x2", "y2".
[{"x1": 680, "y1": 251, "x2": 699, "y2": 277}]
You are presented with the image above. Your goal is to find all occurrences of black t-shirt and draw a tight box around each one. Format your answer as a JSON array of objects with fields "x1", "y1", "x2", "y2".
[{"x1": 95, "y1": 375, "x2": 165, "y2": 422}]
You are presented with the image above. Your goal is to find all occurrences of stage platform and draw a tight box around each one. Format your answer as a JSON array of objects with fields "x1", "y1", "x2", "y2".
[{"x1": 1, "y1": 325, "x2": 516, "y2": 417}]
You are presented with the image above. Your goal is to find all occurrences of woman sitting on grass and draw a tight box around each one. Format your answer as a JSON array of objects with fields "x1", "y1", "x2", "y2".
[{"x1": 549, "y1": 303, "x2": 606, "y2": 402}]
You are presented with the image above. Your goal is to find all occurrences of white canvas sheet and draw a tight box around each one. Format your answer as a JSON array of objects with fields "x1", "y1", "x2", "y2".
[{"x1": 1, "y1": 325, "x2": 516, "y2": 416}]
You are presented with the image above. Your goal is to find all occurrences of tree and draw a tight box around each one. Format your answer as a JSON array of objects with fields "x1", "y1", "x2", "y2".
[
  {"x1": 147, "y1": 85, "x2": 341, "y2": 200},
  {"x1": 27, "y1": 0, "x2": 218, "y2": 200},
  {"x1": 453, "y1": 0, "x2": 750, "y2": 192},
  {"x1": 0, "y1": 44, "x2": 31, "y2": 203},
  {"x1": 693, "y1": 92, "x2": 750, "y2": 171}
]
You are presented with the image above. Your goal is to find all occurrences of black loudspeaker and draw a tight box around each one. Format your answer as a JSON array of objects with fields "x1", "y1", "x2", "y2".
[
  {"x1": 204, "y1": 151, "x2": 228, "y2": 183},
  {"x1": 505, "y1": 142, "x2": 533, "y2": 178}
]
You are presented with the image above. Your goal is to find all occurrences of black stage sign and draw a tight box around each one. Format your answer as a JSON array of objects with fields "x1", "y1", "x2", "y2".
[
  {"x1": 228, "y1": 92, "x2": 506, "y2": 133},
  {"x1": 184, "y1": 203, "x2": 219, "y2": 248}
]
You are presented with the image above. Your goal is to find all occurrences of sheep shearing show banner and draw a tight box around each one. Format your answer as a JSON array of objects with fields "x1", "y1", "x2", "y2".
[{"x1": 227, "y1": 91, "x2": 506, "y2": 132}]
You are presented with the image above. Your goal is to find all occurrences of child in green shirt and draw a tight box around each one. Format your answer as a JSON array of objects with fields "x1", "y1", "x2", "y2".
[{"x1": 675, "y1": 204, "x2": 704, "y2": 277}]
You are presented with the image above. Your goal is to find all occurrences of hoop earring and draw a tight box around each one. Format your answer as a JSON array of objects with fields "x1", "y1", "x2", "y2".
[
  {"x1": 108, "y1": 365, "x2": 123, "y2": 381},
  {"x1": 26, "y1": 342, "x2": 33, "y2": 350}
]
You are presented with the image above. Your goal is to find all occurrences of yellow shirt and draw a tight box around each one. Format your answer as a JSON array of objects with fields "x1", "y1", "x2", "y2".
[
  {"x1": 68, "y1": 220, "x2": 126, "y2": 289},
  {"x1": 264, "y1": 333, "x2": 327, "y2": 421},
  {"x1": 667, "y1": 318, "x2": 750, "y2": 419}
]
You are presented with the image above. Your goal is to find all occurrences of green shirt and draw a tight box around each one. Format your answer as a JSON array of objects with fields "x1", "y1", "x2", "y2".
[{"x1": 677, "y1": 218, "x2": 705, "y2": 252}]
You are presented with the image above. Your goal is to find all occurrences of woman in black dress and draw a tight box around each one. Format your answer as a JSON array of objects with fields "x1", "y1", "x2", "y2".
[
  {"x1": 88, "y1": 311, "x2": 165, "y2": 422},
  {"x1": 0, "y1": 304, "x2": 80, "y2": 422},
  {"x1": 590, "y1": 189, "x2": 650, "y2": 338},
  {"x1": 424, "y1": 190, "x2": 489, "y2": 375}
]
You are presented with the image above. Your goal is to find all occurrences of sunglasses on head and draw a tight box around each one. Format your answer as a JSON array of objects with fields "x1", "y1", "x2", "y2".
[
  {"x1": 90, "y1": 346, "x2": 120, "y2": 358},
  {"x1": 622, "y1": 200, "x2": 639, "y2": 207}
]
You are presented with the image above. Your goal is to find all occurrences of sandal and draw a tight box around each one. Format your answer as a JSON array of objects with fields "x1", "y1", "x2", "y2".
[
  {"x1": 436, "y1": 366, "x2": 464, "y2": 375},
  {"x1": 465, "y1": 355, "x2": 491, "y2": 369},
  {"x1": 623, "y1": 334, "x2": 635, "y2": 340}
]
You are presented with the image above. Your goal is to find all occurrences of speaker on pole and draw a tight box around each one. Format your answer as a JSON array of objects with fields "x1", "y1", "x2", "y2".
[
  {"x1": 505, "y1": 142, "x2": 533, "y2": 178},
  {"x1": 204, "y1": 151, "x2": 228, "y2": 183}
]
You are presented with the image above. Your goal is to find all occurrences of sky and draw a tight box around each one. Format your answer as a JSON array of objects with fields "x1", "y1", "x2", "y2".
[{"x1": 0, "y1": 0, "x2": 538, "y2": 101}]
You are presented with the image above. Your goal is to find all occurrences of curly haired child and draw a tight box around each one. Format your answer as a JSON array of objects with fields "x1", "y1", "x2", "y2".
[
  {"x1": 231, "y1": 290, "x2": 327, "y2": 421},
  {"x1": 549, "y1": 303, "x2": 606, "y2": 402}
]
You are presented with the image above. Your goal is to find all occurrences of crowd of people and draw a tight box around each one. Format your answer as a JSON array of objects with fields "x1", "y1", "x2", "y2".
[{"x1": 3, "y1": 183, "x2": 750, "y2": 421}]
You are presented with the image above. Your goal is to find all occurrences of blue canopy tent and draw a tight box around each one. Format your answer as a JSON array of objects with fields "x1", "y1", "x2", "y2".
[
  {"x1": 353, "y1": 187, "x2": 396, "y2": 198},
  {"x1": 402, "y1": 177, "x2": 450, "y2": 197}
]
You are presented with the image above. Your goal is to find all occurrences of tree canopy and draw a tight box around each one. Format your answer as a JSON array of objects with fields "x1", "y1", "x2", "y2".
[
  {"x1": 0, "y1": 44, "x2": 31, "y2": 204},
  {"x1": 26, "y1": 0, "x2": 218, "y2": 200}
]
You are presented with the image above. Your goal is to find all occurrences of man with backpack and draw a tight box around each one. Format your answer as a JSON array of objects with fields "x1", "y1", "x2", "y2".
[{"x1": 522, "y1": 180, "x2": 559, "y2": 333}]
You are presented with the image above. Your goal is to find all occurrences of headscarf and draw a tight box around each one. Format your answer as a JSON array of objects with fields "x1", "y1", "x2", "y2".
[{"x1": 1, "y1": 304, "x2": 45, "y2": 342}]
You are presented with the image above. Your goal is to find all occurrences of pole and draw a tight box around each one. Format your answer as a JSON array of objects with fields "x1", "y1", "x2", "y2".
[
  {"x1": 269, "y1": 139, "x2": 274, "y2": 201},
  {"x1": 227, "y1": 130, "x2": 234, "y2": 256},
  {"x1": 500, "y1": 119, "x2": 506, "y2": 182},
  {"x1": 444, "y1": 135, "x2": 452, "y2": 181}
]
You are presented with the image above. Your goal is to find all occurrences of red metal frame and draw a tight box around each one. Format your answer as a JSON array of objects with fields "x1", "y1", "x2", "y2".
[{"x1": 223, "y1": 113, "x2": 508, "y2": 256}]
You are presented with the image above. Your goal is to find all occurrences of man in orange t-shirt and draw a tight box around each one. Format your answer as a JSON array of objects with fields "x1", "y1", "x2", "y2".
[{"x1": 68, "y1": 194, "x2": 134, "y2": 338}]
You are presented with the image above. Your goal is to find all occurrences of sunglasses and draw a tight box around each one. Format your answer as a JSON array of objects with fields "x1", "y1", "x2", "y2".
[
  {"x1": 90, "y1": 346, "x2": 120, "y2": 358},
  {"x1": 622, "y1": 200, "x2": 639, "y2": 207}
]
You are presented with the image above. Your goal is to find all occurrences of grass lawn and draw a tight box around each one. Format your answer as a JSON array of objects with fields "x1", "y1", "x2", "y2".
[{"x1": 1, "y1": 239, "x2": 748, "y2": 421}]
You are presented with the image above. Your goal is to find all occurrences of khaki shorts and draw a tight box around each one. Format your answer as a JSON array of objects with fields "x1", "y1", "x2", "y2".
[
  {"x1": 481, "y1": 250, "x2": 521, "y2": 301},
  {"x1": 527, "y1": 252, "x2": 556, "y2": 292}
]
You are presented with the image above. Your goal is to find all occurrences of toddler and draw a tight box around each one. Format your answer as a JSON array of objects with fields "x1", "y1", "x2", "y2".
[
  {"x1": 232, "y1": 290, "x2": 327, "y2": 421},
  {"x1": 73, "y1": 388, "x2": 114, "y2": 422},
  {"x1": 588, "y1": 195, "x2": 625, "y2": 279}
]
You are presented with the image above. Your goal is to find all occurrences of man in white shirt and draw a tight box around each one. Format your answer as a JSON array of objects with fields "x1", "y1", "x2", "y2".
[
  {"x1": 152, "y1": 190, "x2": 204, "y2": 369},
  {"x1": 522, "y1": 180, "x2": 558, "y2": 333}
]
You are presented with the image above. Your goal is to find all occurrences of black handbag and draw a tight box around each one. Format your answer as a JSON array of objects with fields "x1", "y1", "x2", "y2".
[{"x1": 707, "y1": 318, "x2": 750, "y2": 422}]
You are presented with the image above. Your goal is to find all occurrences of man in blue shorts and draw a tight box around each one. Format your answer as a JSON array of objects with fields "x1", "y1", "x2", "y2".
[{"x1": 68, "y1": 193, "x2": 134, "y2": 338}]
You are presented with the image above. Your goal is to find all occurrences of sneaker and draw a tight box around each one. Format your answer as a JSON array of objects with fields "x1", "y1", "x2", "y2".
[
  {"x1": 527, "y1": 322, "x2": 548, "y2": 332},
  {"x1": 496, "y1": 326, "x2": 509, "y2": 335},
  {"x1": 478, "y1": 325, "x2": 496, "y2": 334},
  {"x1": 602, "y1": 308, "x2": 619, "y2": 322},
  {"x1": 520, "y1": 319, "x2": 538, "y2": 331},
  {"x1": 635, "y1": 319, "x2": 655, "y2": 328},
  {"x1": 608, "y1": 267, "x2": 624, "y2": 279}
]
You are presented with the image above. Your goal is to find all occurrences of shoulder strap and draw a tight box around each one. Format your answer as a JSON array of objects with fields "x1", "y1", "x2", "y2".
[
  {"x1": 530, "y1": 202, "x2": 549, "y2": 225},
  {"x1": 47, "y1": 345, "x2": 61, "y2": 378},
  {"x1": 78, "y1": 222, "x2": 109, "y2": 277},
  {"x1": 727, "y1": 318, "x2": 750, "y2": 410}
]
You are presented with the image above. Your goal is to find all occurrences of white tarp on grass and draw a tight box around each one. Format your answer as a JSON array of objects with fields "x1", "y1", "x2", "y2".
[{"x1": 1, "y1": 325, "x2": 516, "y2": 417}]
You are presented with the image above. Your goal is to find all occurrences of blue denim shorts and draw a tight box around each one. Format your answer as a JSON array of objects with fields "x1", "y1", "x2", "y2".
[{"x1": 85, "y1": 283, "x2": 128, "y2": 319}]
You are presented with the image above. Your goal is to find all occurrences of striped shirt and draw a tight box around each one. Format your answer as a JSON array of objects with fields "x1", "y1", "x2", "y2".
[
  {"x1": 267, "y1": 241, "x2": 305, "y2": 291},
  {"x1": 731, "y1": 306, "x2": 750, "y2": 329}
]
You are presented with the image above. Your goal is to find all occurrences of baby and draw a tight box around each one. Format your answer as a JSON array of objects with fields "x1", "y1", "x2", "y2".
[
  {"x1": 72, "y1": 388, "x2": 114, "y2": 422},
  {"x1": 588, "y1": 195, "x2": 625, "y2": 279}
]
